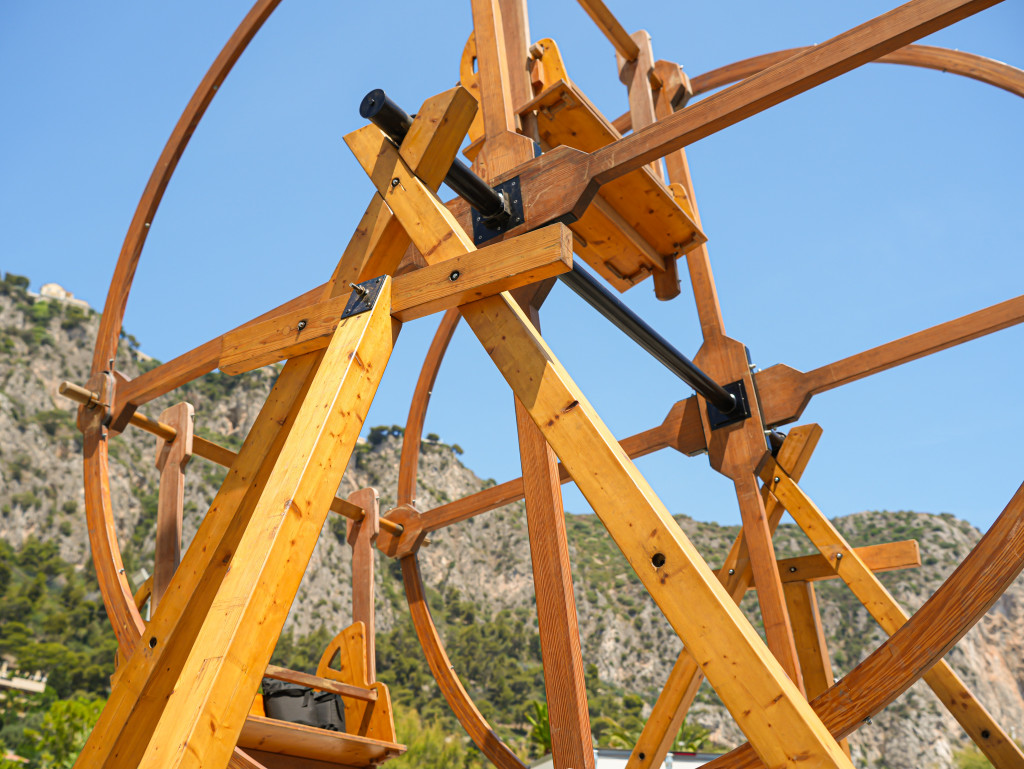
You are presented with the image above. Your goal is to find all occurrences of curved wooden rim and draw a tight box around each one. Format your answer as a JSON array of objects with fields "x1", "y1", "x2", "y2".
[
  {"x1": 702, "y1": 480, "x2": 1024, "y2": 768},
  {"x1": 690, "y1": 44, "x2": 1024, "y2": 99},
  {"x1": 397, "y1": 309, "x2": 461, "y2": 505},
  {"x1": 85, "y1": 0, "x2": 283, "y2": 652},
  {"x1": 400, "y1": 555, "x2": 525, "y2": 769}
]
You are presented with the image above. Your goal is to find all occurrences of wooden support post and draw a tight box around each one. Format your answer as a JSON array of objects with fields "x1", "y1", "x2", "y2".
[
  {"x1": 347, "y1": 488, "x2": 380, "y2": 682},
  {"x1": 471, "y1": 2, "x2": 595, "y2": 766},
  {"x1": 153, "y1": 402, "x2": 194, "y2": 609},
  {"x1": 346, "y1": 127, "x2": 852, "y2": 769},
  {"x1": 783, "y1": 581, "x2": 851, "y2": 758},
  {"x1": 626, "y1": 425, "x2": 820, "y2": 769},
  {"x1": 76, "y1": 284, "x2": 397, "y2": 769},
  {"x1": 761, "y1": 460, "x2": 1024, "y2": 769}
]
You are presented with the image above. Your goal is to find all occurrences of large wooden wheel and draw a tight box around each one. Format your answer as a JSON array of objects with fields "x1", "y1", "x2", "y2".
[{"x1": 65, "y1": 2, "x2": 1024, "y2": 769}]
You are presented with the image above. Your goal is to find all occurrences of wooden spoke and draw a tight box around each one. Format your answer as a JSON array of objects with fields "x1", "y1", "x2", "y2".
[
  {"x1": 575, "y1": 0, "x2": 640, "y2": 61},
  {"x1": 758, "y1": 292, "x2": 1024, "y2": 426},
  {"x1": 760, "y1": 459, "x2": 1024, "y2": 768}
]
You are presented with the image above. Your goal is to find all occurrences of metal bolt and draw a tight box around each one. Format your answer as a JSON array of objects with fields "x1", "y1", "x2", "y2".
[
  {"x1": 350, "y1": 282, "x2": 370, "y2": 299},
  {"x1": 863, "y1": 716, "x2": 872, "y2": 725},
  {"x1": 789, "y1": 566, "x2": 797, "y2": 573},
  {"x1": 391, "y1": 178, "x2": 400, "y2": 187},
  {"x1": 297, "y1": 319, "x2": 307, "y2": 331},
  {"x1": 449, "y1": 270, "x2": 461, "y2": 282},
  {"x1": 835, "y1": 552, "x2": 843, "y2": 561},
  {"x1": 774, "y1": 477, "x2": 780, "y2": 484},
  {"x1": 728, "y1": 568, "x2": 735, "y2": 575}
]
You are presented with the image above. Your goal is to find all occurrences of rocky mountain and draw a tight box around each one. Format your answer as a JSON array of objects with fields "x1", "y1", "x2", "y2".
[{"x1": 1, "y1": 272, "x2": 1022, "y2": 768}]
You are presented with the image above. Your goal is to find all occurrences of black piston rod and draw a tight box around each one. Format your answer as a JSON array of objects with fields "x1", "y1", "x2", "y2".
[
  {"x1": 360, "y1": 89, "x2": 510, "y2": 228},
  {"x1": 357, "y1": 89, "x2": 738, "y2": 414}
]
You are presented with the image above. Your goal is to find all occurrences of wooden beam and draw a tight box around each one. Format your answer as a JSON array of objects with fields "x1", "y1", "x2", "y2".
[
  {"x1": 219, "y1": 224, "x2": 572, "y2": 374},
  {"x1": 760, "y1": 459, "x2": 1024, "y2": 769},
  {"x1": 575, "y1": 0, "x2": 640, "y2": 60},
  {"x1": 347, "y1": 127, "x2": 851, "y2": 768},
  {"x1": 586, "y1": 0, "x2": 1003, "y2": 186},
  {"x1": 347, "y1": 488, "x2": 379, "y2": 682},
  {"x1": 626, "y1": 425, "x2": 822, "y2": 769},
  {"x1": 757, "y1": 540, "x2": 921, "y2": 586},
  {"x1": 784, "y1": 581, "x2": 851, "y2": 758},
  {"x1": 153, "y1": 402, "x2": 194, "y2": 609},
  {"x1": 262, "y1": 664, "x2": 378, "y2": 702}
]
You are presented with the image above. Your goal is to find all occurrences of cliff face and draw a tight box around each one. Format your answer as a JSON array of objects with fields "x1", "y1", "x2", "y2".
[{"x1": 1, "y1": 276, "x2": 1022, "y2": 767}]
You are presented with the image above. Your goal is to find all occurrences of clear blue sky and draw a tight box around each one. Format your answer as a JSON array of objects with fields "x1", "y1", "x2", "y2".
[{"x1": 1, "y1": 2, "x2": 1022, "y2": 532}]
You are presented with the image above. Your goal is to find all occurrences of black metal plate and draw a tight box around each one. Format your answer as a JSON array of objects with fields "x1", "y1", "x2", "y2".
[
  {"x1": 341, "y1": 275, "x2": 386, "y2": 319},
  {"x1": 707, "y1": 379, "x2": 752, "y2": 430},
  {"x1": 471, "y1": 177, "x2": 525, "y2": 245}
]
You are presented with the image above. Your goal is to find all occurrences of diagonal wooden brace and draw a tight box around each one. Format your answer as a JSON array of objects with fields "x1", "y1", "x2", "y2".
[
  {"x1": 345, "y1": 125, "x2": 852, "y2": 769},
  {"x1": 760, "y1": 458, "x2": 1024, "y2": 769},
  {"x1": 75, "y1": 282, "x2": 396, "y2": 769}
]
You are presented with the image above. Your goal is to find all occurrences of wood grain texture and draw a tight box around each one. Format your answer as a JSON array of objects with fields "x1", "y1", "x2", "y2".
[
  {"x1": 237, "y1": 717, "x2": 402, "y2": 766},
  {"x1": 705, "y1": 478, "x2": 1024, "y2": 767},
  {"x1": 346, "y1": 489, "x2": 380, "y2": 681},
  {"x1": 574, "y1": 0, "x2": 640, "y2": 60},
  {"x1": 761, "y1": 460, "x2": 1024, "y2": 769},
  {"x1": 587, "y1": 0, "x2": 1002, "y2": 186},
  {"x1": 763, "y1": 540, "x2": 921, "y2": 586},
  {"x1": 261, "y1": 664, "x2": 377, "y2": 702},
  {"x1": 398, "y1": 310, "x2": 460, "y2": 506},
  {"x1": 402, "y1": 556, "x2": 526, "y2": 769},
  {"x1": 153, "y1": 402, "x2": 194, "y2": 609},
  {"x1": 758, "y1": 293, "x2": 1024, "y2": 427},
  {"x1": 626, "y1": 425, "x2": 821, "y2": 769}
]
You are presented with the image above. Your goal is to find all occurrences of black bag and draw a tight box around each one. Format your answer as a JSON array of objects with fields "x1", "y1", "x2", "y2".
[{"x1": 262, "y1": 678, "x2": 346, "y2": 732}]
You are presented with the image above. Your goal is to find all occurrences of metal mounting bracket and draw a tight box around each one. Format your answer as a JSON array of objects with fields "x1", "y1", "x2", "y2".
[
  {"x1": 341, "y1": 275, "x2": 386, "y2": 319},
  {"x1": 472, "y1": 177, "x2": 525, "y2": 245},
  {"x1": 707, "y1": 379, "x2": 752, "y2": 430}
]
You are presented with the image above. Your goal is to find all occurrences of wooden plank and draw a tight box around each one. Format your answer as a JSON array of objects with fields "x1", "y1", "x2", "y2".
[
  {"x1": 87, "y1": 286, "x2": 397, "y2": 769},
  {"x1": 617, "y1": 30, "x2": 663, "y2": 182},
  {"x1": 347, "y1": 123, "x2": 850, "y2": 769},
  {"x1": 761, "y1": 459, "x2": 1024, "y2": 769},
  {"x1": 261, "y1": 664, "x2": 377, "y2": 702},
  {"x1": 237, "y1": 717, "x2": 402, "y2": 765},
  {"x1": 784, "y1": 581, "x2": 851, "y2": 758},
  {"x1": 153, "y1": 402, "x2": 194, "y2": 609},
  {"x1": 514, "y1": 304, "x2": 595, "y2": 769},
  {"x1": 574, "y1": 0, "x2": 640, "y2": 60},
  {"x1": 757, "y1": 293, "x2": 1024, "y2": 427},
  {"x1": 626, "y1": 425, "x2": 821, "y2": 769},
  {"x1": 764, "y1": 540, "x2": 921, "y2": 585},
  {"x1": 219, "y1": 224, "x2": 571, "y2": 374},
  {"x1": 702, "y1": 481, "x2": 1024, "y2": 769},
  {"x1": 78, "y1": 353, "x2": 323, "y2": 768},
  {"x1": 346, "y1": 489, "x2": 379, "y2": 681},
  {"x1": 586, "y1": 0, "x2": 1003, "y2": 185}
]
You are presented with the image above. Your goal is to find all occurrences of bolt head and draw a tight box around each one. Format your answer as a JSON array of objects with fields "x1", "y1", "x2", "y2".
[
  {"x1": 391, "y1": 177, "x2": 400, "y2": 187},
  {"x1": 449, "y1": 270, "x2": 461, "y2": 282}
]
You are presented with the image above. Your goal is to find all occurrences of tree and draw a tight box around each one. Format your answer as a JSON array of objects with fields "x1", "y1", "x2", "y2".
[{"x1": 24, "y1": 696, "x2": 105, "y2": 768}]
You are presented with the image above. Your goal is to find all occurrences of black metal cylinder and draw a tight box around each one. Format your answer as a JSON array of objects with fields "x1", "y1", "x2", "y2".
[
  {"x1": 359, "y1": 89, "x2": 507, "y2": 224},
  {"x1": 560, "y1": 264, "x2": 737, "y2": 413},
  {"x1": 358, "y1": 89, "x2": 735, "y2": 413}
]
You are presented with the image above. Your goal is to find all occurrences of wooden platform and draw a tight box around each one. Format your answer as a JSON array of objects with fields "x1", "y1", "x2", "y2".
[
  {"x1": 238, "y1": 716, "x2": 405, "y2": 768},
  {"x1": 520, "y1": 79, "x2": 705, "y2": 292}
]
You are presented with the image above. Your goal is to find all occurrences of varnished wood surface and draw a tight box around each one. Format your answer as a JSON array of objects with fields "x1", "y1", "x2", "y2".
[
  {"x1": 397, "y1": 310, "x2": 460, "y2": 506},
  {"x1": 262, "y1": 664, "x2": 377, "y2": 702},
  {"x1": 237, "y1": 717, "x2": 403, "y2": 766},
  {"x1": 702, "y1": 479, "x2": 1024, "y2": 769},
  {"x1": 92, "y1": 0, "x2": 284, "y2": 377},
  {"x1": 762, "y1": 461, "x2": 1024, "y2": 768},
  {"x1": 586, "y1": 0, "x2": 1001, "y2": 186},
  {"x1": 153, "y1": 403, "x2": 194, "y2": 609},
  {"x1": 751, "y1": 540, "x2": 921, "y2": 586},
  {"x1": 574, "y1": 0, "x2": 640, "y2": 60},
  {"x1": 346, "y1": 489, "x2": 380, "y2": 682},
  {"x1": 402, "y1": 556, "x2": 526, "y2": 769}
]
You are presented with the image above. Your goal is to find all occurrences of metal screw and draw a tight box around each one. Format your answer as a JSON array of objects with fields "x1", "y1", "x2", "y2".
[
  {"x1": 863, "y1": 716, "x2": 872, "y2": 725},
  {"x1": 789, "y1": 566, "x2": 797, "y2": 573},
  {"x1": 728, "y1": 568, "x2": 735, "y2": 575},
  {"x1": 391, "y1": 178, "x2": 400, "y2": 187},
  {"x1": 297, "y1": 319, "x2": 307, "y2": 331},
  {"x1": 449, "y1": 270, "x2": 461, "y2": 282}
]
